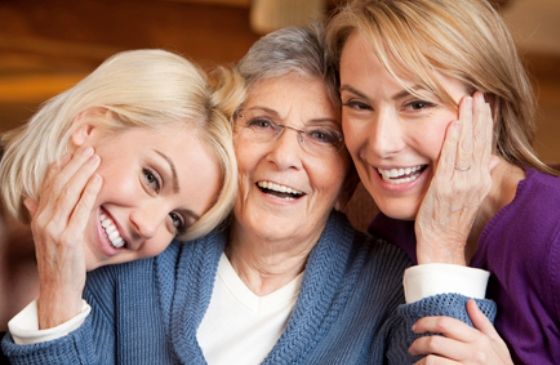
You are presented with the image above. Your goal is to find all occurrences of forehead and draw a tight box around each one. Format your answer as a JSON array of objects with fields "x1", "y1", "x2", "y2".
[
  {"x1": 340, "y1": 31, "x2": 467, "y2": 102},
  {"x1": 244, "y1": 73, "x2": 338, "y2": 121}
]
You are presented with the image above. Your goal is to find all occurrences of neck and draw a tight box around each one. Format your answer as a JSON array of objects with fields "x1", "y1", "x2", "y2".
[
  {"x1": 227, "y1": 221, "x2": 321, "y2": 296},
  {"x1": 465, "y1": 160, "x2": 525, "y2": 260}
]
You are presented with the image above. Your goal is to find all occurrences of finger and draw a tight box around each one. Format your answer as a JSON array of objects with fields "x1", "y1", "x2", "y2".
[
  {"x1": 409, "y1": 334, "x2": 472, "y2": 361},
  {"x1": 436, "y1": 120, "x2": 461, "y2": 182},
  {"x1": 413, "y1": 315, "x2": 479, "y2": 343},
  {"x1": 36, "y1": 148, "x2": 95, "y2": 216},
  {"x1": 467, "y1": 299, "x2": 500, "y2": 339},
  {"x1": 45, "y1": 147, "x2": 95, "y2": 199},
  {"x1": 455, "y1": 96, "x2": 474, "y2": 171},
  {"x1": 414, "y1": 355, "x2": 460, "y2": 365},
  {"x1": 66, "y1": 174, "x2": 103, "y2": 236},
  {"x1": 472, "y1": 93, "x2": 493, "y2": 168},
  {"x1": 58, "y1": 152, "x2": 72, "y2": 167},
  {"x1": 49, "y1": 153, "x2": 101, "y2": 227}
]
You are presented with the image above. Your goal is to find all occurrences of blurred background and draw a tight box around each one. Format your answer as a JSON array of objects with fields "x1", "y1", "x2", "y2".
[{"x1": 1, "y1": 0, "x2": 559, "y2": 163}]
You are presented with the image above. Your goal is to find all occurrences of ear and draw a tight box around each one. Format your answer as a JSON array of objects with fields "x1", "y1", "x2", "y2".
[{"x1": 69, "y1": 108, "x2": 105, "y2": 149}]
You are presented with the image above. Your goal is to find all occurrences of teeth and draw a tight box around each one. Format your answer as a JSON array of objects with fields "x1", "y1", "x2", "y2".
[
  {"x1": 100, "y1": 212, "x2": 125, "y2": 248},
  {"x1": 257, "y1": 181, "x2": 303, "y2": 196},
  {"x1": 377, "y1": 165, "x2": 424, "y2": 184}
]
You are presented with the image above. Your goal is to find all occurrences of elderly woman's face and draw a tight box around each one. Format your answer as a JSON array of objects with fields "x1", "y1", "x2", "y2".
[
  {"x1": 339, "y1": 31, "x2": 470, "y2": 220},
  {"x1": 233, "y1": 72, "x2": 349, "y2": 242}
]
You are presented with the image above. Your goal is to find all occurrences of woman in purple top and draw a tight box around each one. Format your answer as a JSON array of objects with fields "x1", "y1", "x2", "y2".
[{"x1": 326, "y1": 0, "x2": 559, "y2": 364}]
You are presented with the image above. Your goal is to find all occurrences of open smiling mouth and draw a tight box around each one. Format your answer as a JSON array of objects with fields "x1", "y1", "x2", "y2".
[
  {"x1": 256, "y1": 181, "x2": 306, "y2": 200},
  {"x1": 100, "y1": 211, "x2": 128, "y2": 249},
  {"x1": 376, "y1": 165, "x2": 428, "y2": 185}
]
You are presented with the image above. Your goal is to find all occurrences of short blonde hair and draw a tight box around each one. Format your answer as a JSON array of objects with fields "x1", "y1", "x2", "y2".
[
  {"x1": 0, "y1": 49, "x2": 242, "y2": 240},
  {"x1": 326, "y1": 0, "x2": 557, "y2": 175}
]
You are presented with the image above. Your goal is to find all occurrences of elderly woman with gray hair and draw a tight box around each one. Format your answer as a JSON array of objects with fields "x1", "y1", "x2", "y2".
[{"x1": 3, "y1": 25, "x2": 496, "y2": 364}]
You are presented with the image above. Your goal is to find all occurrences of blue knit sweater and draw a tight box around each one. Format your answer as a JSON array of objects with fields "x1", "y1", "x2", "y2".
[{"x1": 3, "y1": 212, "x2": 496, "y2": 364}]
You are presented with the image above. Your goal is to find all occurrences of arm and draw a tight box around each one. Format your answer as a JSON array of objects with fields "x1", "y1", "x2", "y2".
[
  {"x1": 1, "y1": 273, "x2": 117, "y2": 365},
  {"x1": 383, "y1": 293, "x2": 497, "y2": 365}
]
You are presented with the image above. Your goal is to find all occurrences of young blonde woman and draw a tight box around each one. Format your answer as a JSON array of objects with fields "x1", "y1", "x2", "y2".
[
  {"x1": 327, "y1": 0, "x2": 559, "y2": 363},
  {"x1": 0, "y1": 49, "x2": 239, "y2": 354}
]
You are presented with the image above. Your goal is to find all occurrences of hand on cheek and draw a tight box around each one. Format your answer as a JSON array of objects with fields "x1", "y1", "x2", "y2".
[
  {"x1": 26, "y1": 147, "x2": 103, "y2": 329},
  {"x1": 414, "y1": 92, "x2": 494, "y2": 265}
]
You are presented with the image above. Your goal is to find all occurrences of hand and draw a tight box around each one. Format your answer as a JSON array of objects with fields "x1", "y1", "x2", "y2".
[
  {"x1": 415, "y1": 92, "x2": 495, "y2": 265},
  {"x1": 409, "y1": 299, "x2": 513, "y2": 364},
  {"x1": 25, "y1": 146, "x2": 102, "y2": 329}
]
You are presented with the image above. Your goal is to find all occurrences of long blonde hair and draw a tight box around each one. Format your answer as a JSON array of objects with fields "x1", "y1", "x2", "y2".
[
  {"x1": 0, "y1": 49, "x2": 243, "y2": 240},
  {"x1": 326, "y1": 0, "x2": 557, "y2": 175}
]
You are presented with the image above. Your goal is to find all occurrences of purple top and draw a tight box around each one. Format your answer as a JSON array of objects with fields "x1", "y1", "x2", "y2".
[{"x1": 369, "y1": 168, "x2": 560, "y2": 365}]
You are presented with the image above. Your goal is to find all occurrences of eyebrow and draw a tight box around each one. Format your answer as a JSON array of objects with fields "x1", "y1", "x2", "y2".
[
  {"x1": 154, "y1": 149, "x2": 179, "y2": 193},
  {"x1": 339, "y1": 84, "x2": 424, "y2": 101},
  {"x1": 245, "y1": 106, "x2": 339, "y2": 126}
]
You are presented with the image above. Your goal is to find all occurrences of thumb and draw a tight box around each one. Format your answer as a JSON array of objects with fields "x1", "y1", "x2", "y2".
[{"x1": 467, "y1": 299, "x2": 500, "y2": 339}]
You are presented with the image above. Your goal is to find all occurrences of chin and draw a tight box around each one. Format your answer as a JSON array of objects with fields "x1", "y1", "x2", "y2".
[
  {"x1": 84, "y1": 246, "x2": 104, "y2": 271},
  {"x1": 375, "y1": 199, "x2": 419, "y2": 221}
]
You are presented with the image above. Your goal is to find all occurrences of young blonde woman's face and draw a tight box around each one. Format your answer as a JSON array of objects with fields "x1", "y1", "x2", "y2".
[
  {"x1": 76, "y1": 122, "x2": 221, "y2": 269},
  {"x1": 339, "y1": 31, "x2": 470, "y2": 220}
]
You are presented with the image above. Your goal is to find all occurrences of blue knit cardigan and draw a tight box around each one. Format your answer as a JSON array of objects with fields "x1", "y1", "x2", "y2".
[{"x1": 3, "y1": 212, "x2": 496, "y2": 364}]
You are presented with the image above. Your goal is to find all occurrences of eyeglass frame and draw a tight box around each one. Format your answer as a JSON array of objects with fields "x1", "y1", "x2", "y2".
[{"x1": 233, "y1": 108, "x2": 345, "y2": 155}]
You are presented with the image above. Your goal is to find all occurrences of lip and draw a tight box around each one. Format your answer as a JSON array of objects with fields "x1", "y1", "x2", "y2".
[{"x1": 96, "y1": 207, "x2": 125, "y2": 257}]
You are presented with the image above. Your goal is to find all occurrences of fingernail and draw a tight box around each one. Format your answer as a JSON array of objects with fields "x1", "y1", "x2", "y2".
[{"x1": 82, "y1": 147, "x2": 93, "y2": 156}]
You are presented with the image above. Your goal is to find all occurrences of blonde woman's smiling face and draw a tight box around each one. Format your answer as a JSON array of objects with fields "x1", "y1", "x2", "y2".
[
  {"x1": 75, "y1": 122, "x2": 221, "y2": 269},
  {"x1": 339, "y1": 31, "x2": 470, "y2": 220}
]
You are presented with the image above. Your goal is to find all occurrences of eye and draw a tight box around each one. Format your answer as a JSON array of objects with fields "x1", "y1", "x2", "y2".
[
  {"x1": 169, "y1": 211, "x2": 186, "y2": 234},
  {"x1": 247, "y1": 117, "x2": 275, "y2": 130},
  {"x1": 342, "y1": 99, "x2": 372, "y2": 111},
  {"x1": 142, "y1": 168, "x2": 161, "y2": 193},
  {"x1": 405, "y1": 100, "x2": 435, "y2": 111},
  {"x1": 306, "y1": 128, "x2": 343, "y2": 147}
]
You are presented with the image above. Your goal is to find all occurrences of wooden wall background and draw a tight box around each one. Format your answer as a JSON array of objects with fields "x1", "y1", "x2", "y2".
[{"x1": 0, "y1": 0, "x2": 559, "y2": 231}]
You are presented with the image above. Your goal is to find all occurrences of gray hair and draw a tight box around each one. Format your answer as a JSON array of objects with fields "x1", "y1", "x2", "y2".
[{"x1": 237, "y1": 24, "x2": 339, "y2": 107}]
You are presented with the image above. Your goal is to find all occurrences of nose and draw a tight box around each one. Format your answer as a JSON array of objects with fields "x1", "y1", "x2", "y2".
[
  {"x1": 129, "y1": 202, "x2": 168, "y2": 241},
  {"x1": 366, "y1": 108, "x2": 406, "y2": 158},
  {"x1": 266, "y1": 128, "x2": 304, "y2": 170}
]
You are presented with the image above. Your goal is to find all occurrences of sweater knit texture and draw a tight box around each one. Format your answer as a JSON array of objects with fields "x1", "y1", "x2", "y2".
[
  {"x1": 370, "y1": 168, "x2": 560, "y2": 365},
  {"x1": 2, "y1": 212, "x2": 496, "y2": 364}
]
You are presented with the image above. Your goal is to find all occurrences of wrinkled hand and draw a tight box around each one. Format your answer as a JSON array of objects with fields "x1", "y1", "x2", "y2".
[
  {"x1": 25, "y1": 146, "x2": 102, "y2": 329},
  {"x1": 415, "y1": 93, "x2": 495, "y2": 265},
  {"x1": 409, "y1": 299, "x2": 513, "y2": 364}
]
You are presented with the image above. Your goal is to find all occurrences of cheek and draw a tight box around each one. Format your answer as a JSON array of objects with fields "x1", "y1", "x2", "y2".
[
  {"x1": 309, "y1": 156, "x2": 348, "y2": 197},
  {"x1": 96, "y1": 166, "x2": 140, "y2": 200},
  {"x1": 341, "y1": 117, "x2": 365, "y2": 157},
  {"x1": 416, "y1": 119, "x2": 453, "y2": 161}
]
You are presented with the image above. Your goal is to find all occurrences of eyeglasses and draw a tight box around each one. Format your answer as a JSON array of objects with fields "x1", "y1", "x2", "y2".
[{"x1": 234, "y1": 109, "x2": 344, "y2": 156}]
